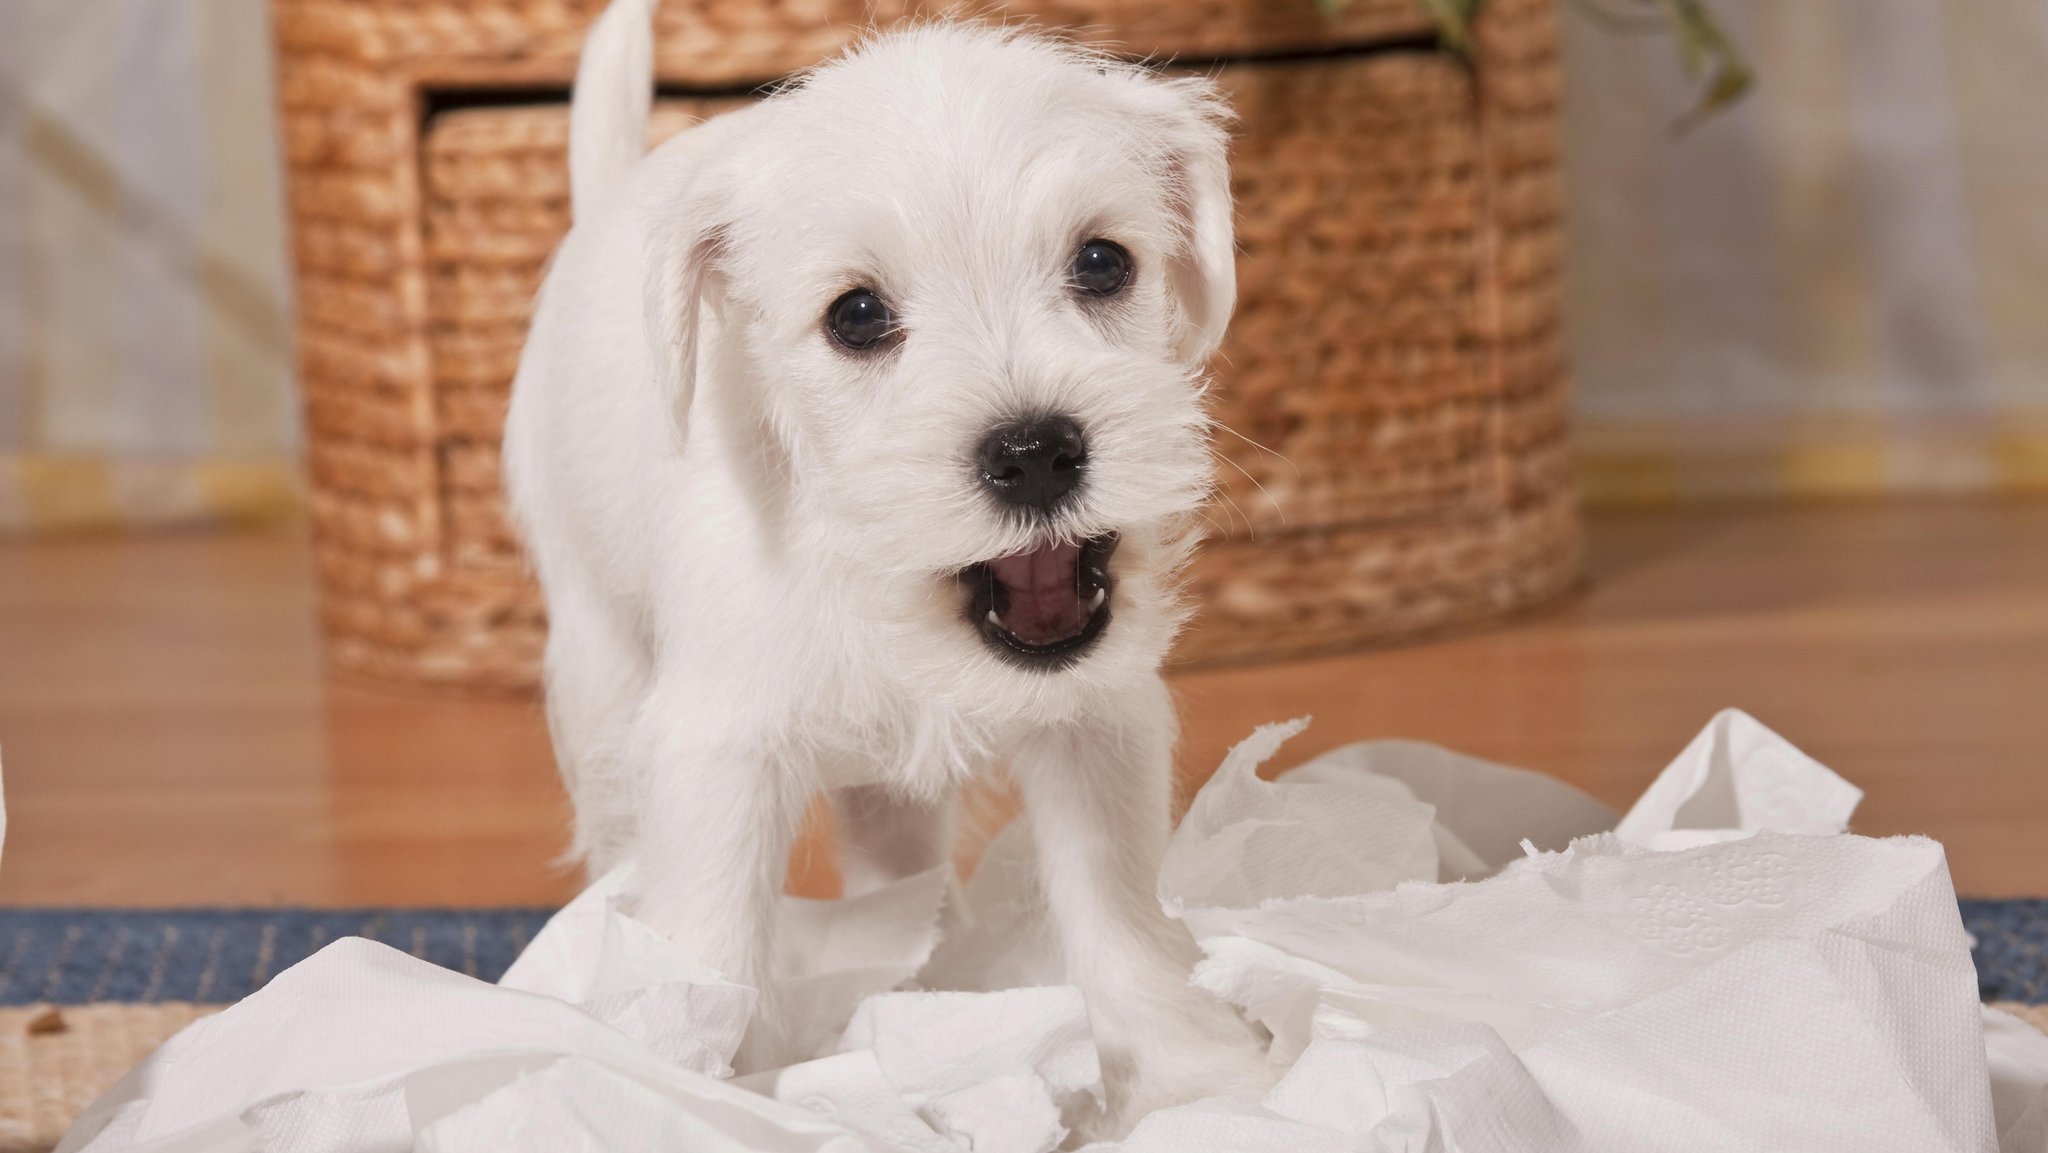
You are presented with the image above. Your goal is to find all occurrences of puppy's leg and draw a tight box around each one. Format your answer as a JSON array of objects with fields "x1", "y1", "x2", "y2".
[
  {"x1": 620, "y1": 682, "x2": 808, "y2": 1071},
  {"x1": 538, "y1": 569, "x2": 650, "y2": 875},
  {"x1": 1009, "y1": 677, "x2": 1269, "y2": 1133},
  {"x1": 831, "y1": 785, "x2": 953, "y2": 897}
]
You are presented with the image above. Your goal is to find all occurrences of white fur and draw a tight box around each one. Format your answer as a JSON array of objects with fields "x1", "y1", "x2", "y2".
[{"x1": 505, "y1": 6, "x2": 1265, "y2": 1132}]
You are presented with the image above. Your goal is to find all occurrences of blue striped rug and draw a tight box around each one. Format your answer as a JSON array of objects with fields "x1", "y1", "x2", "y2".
[
  {"x1": 0, "y1": 901, "x2": 2041, "y2": 1006},
  {"x1": 0, "y1": 909, "x2": 553, "y2": 1005}
]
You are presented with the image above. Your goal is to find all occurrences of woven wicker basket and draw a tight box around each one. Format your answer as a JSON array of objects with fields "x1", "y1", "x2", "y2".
[{"x1": 275, "y1": 0, "x2": 1579, "y2": 690}]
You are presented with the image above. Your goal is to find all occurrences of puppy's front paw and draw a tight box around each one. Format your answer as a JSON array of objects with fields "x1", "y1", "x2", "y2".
[{"x1": 1079, "y1": 997, "x2": 1277, "y2": 1141}]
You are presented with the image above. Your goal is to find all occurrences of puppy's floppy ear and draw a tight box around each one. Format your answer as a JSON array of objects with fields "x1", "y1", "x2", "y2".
[
  {"x1": 642, "y1": 185, "x2": 728, "y2": 451},
  {"x1": 1144, "y1": 76, "x2": 1238, "y2": 367},
  {"x1": 644, "y1": 228, "x2": 714, "y2": 450}
]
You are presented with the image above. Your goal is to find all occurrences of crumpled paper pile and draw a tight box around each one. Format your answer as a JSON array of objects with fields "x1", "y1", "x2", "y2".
[{"x1": 56, "y1": 710, "x2": 2048, "y2": 1152}]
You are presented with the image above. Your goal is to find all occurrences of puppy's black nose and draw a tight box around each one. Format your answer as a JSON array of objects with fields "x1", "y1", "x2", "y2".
[{"x1": 977, "y1": 416, "x2": 1087, "y2": 511}]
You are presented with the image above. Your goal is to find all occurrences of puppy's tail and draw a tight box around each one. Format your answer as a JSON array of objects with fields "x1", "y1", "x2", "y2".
[{"x1": 569, "y1": 0, "x2": 657, "y2": 219}]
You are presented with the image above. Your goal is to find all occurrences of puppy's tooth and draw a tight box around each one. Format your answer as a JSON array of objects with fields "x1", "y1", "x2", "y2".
[
  {"x1": 1089, "y1": 588, "x2": 1107, "y2": 610},
  {"x1": 986, "y1": 609, "x2": 1002, "y2": 627}
]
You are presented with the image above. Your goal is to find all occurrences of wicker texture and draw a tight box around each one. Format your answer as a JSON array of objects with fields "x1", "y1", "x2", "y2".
[
  {"x1": 276, "y1": 0, "x2": 1578, "y2": 687},
  {"x1": 279, "y1": 0, "x2": 1438, "y2": 88},
  {"x1": 1187, "y1": 0, "x2": 1576, "y2": 660},
  {"x1": 426, "y1": 103, "x2": 742, "y2": 583},
  {"x1": 0, "y1": 1004, "x2": 217, "y2": 1153}
]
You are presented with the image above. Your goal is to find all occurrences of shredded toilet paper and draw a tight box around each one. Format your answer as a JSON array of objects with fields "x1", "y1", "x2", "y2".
[{"x1": 54, "y1": 709, "x2": 2048, "y2": 1153}]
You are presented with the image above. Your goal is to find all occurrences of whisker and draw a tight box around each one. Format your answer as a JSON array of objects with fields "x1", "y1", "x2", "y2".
[
  {"x1": 1208, "y1": 445, "x2": 1286, "y2": 530},
  {"x1": 1196, "y1": 501, "x2": 1236, "y2": 536},
  {"x1": 1206, "y1": 481, "x2": 1258, "y2": 541},
  {"x1": 1211, "y1": 418, "x2": 1299, "y2": 477}
]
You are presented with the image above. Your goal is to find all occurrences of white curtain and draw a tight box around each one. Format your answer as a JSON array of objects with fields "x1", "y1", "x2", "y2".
[
  {"x1": 1564, "y1": 0, "x2": 2048, "y2": 501},
  {"x1": 0, "y1": 0, "x2": 296, "y2": 531}
]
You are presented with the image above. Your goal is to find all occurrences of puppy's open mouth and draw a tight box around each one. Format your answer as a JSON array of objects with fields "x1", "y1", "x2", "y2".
[{"x1": 961, "y1": 533, "x2": 1118, "y2": 669}]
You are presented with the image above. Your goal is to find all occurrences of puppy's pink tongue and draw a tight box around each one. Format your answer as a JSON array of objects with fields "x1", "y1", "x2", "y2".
[{"x1": 989, "y1": 541, "x2": 1088, "y2": 645}]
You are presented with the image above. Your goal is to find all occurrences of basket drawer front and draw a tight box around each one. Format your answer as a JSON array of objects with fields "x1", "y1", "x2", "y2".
[
  {"x1": 419, "y1": 50, "x2": 1487, "y2": 577},
  {"x1": 1211, "y1": 53, "x2": 1488, "y2": 537},
  {"x1": 423, "y1": 101, "x2": 742, "y2": 574}
]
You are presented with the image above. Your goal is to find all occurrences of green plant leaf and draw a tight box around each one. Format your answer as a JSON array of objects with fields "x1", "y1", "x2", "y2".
[
  {"x1": 1415, "y1": 0, "x2": 1488, "y2": 52},
  {"x1": 1325, "y1": 0, "x2": 1489, "y2": 54},
  {"x1": 1563, "y1": 0, "x2": 1754, "y2": 129},
  {"x1": 1326, "y1": 0, "x2": 1752, "y2": 127},
  {"x1": 1660, "y1": 0, "x2": 1753, "y2": 131}
]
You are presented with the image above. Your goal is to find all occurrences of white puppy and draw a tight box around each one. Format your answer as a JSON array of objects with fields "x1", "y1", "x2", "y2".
[{"x1": 504, "y1": 0, "x2": 1263, "y2": 1128}]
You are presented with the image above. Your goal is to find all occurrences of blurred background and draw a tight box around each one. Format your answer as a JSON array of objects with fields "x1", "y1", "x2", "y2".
[
  {"x1": 0, "y1": 2, "x2": 2044, "y2": 1138},
  {"x1": 0, "y1": 0, "x2": 2039, "y2": 880},
  {"x1": 0, "y1": 1, "x2": 295, "y2": 531},
  {"x1": 0, "y1": 0, "x2": 2039, "y2": 888},
  {"x1": 5, "y1": 1, "x2": 2042, "y2": 529},
  {"x1": 0, "y1": 0, "x2": 2042, "y2": 925}
]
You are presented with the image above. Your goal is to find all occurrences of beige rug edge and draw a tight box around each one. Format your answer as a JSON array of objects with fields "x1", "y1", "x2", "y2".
[
  {"x1": 2, "y1": 1002, "x2": 2044, "y2": 1153},
  {"x1": 0, "y1": 1004, "x2": 217, "y2": 1153}
]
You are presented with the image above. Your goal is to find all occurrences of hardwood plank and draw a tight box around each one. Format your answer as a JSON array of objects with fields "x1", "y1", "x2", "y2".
[{"x1": 0, "y1": 500, "x2": 2041, "y2": 907}]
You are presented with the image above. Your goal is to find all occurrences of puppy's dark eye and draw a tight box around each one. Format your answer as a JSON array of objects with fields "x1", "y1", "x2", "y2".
[
  {"x1": 827, "y1": 289, "x2": 895, "y2": 350},
  {"x1": 1070, "y1": 239, "x2": 1132, "y2": 297}
]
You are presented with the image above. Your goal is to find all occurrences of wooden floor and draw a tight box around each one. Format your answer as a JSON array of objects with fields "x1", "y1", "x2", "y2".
[{"x1": 0, "y1": 499, "x2": 2043, "y2": 906}]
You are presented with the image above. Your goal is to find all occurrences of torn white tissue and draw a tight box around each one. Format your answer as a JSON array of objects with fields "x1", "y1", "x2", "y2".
[
  {"x1": 59, "y1": 937, "x2": 866, "y2": 1153},
  {"x1": 1985, "y1": 1006, "x2": 2048, "y2": 1150},
  {"x1": 55, "y1": 709, "x2": 2048, "y2": 1153},
  {"x1": 1615, "y1": 706, "x2": 1864, "y2": 850},
  {"x1": 741, "y1": 988, "x2": 1100, "y2": 1153},
  {"x1": 499, "y1": 857, "x2": 952, "y2": 1068}
]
